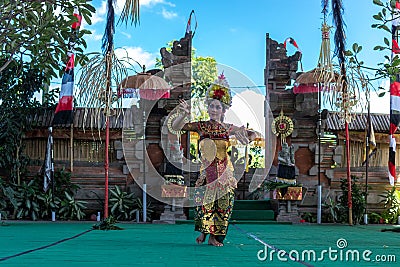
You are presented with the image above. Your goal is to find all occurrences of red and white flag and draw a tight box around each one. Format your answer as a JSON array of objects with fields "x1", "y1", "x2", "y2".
[
  {"x1": 52, "y1": 8, "x2": 81, "y2": 125},
  {"x1": 389, "y1": 2, "x2": 400, "y2": 185},
  {"x1": 53, "y1": 55, "x2": 75, "y2": 125}
]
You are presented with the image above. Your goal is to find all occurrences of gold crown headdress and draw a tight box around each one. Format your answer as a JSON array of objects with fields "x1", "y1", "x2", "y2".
[{"x1": 206, "y1": 73, "x2": 232, "y2": 107}]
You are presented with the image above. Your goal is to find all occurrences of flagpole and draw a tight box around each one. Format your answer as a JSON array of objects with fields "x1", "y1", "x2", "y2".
[
  {"x1": 70, "y1": 123, "x2": 74, "y2": 172},
  {"x1": 50, "y1": 127, "x2": 54, "y2": 197},
  {"x1": 364, "y1": 96, "x2": 370, "y2": 224},
  {"x1": 142, "y1": 101, "x2": 147, "y2": 222},
  {"x1": 50, "y1": 127, "x2": 55, "y2": 221}
]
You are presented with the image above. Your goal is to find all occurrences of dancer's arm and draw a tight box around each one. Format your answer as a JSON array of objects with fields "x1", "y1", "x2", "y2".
[
  {"x1": 230, "y1": 125, "x2": 259, "y2": 145},
  {"x1": 171, "y1": 99, "x2": 196, "y2": 132}
]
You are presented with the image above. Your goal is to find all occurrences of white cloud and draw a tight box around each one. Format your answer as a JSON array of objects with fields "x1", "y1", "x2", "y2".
[
  {"x1": 115, "y1": 46, "x2": 157, "y2": 70},
  {"x1": 91, "y1": 1, "x2": 107, "y2": 25},
  {"x1": 93, "y1": 34, "x2": 103, "y2": 41},
  {"x1": 140, "y1": 0, "x2": 173, "y2": 7},
  {"x1": 119, "y1": 31, "x2": 132, "y2": 39},
  {"x1": 161, "y1": 8, "x2": 178, "y2": 19},
  {"x1": 85, "y1": 29, "x2": 103, "y2": 42}
]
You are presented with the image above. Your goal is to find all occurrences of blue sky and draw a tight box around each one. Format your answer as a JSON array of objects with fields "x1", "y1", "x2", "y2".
[{"x1": 76, "y1": 0, "x2": 389, "y2": 115}]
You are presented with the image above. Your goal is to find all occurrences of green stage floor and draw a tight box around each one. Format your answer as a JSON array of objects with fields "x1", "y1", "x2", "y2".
[{"x1": 0, "y1": 221, "x2": 399, "y2": 267}]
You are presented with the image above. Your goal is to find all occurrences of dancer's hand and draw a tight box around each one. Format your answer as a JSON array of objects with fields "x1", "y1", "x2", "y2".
[
  {"x1": 235, "y1": 126, "x2": 250, "y2": 145},
  {"x1": 178, "y1": 99, "x2": 191, "y2": 115}
]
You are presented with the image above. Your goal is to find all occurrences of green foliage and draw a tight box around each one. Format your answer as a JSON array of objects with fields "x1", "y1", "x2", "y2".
[
  {"x1": 133, "y1": 197, "x2": 154, "y2": 222},
  {"x1": 261, "y1": 180, "x2": 294, "y2": 191},
  {"x1": 0, "y1": 60, "x2": 44, "y2": 185},
  {"x1": 379, "y1": 187, "x2": 400, "y2": 224},
  {"x1": 36, "y1": 189, "x2": 61, "y2": 220},
  {"x1": 109, "y1": 185, "x2": 135, "y2": 220},
  {"x1": 322, "y1": 176, "x2": 367, "y2": 224},
  {"x1": 0, "y1": 1, "x2": 95, "y2": 185},
  {"x1": 32, "y1": 168, "x2": 79, "y2": 220},
  {"x1": 15, "y1": 180, "x2": 41, "y2": 220},
  {"x1": 1, "y1": 169, "x2": 84, "y2": 221},
  {"x1": 0, "y1": 177, "x2": 17, "y2": 220},
  {"x1": 249, "y1": 146, "x2": 264, "y2": 168},
  {"x1": 322, "y1": 196, "x2": 340, "y2": 223},
  {"x1": 52, "y1": 168, "x2": 80, "y2": 199},
  {"x1": 59, "y1": 192, "x2": 87, "y2": 221},
  {"x1": 0, "y1": 1, "x2": 94, "y2": 83},
  {"x1": 301, "y1": 212, "x2": 317, "y2": 223},
  {"x1": 369, "y1": 212, "x2": 383, "y2": 224},
  {"x1": 191, "y1": 56, "x2": 218, "y2": 98},
  {"x1": 93, "y1": 215, "x2": 123, "y2": 230},
  {"x1": 338, "y1": 176, "x2": 367, "y2": 224}
]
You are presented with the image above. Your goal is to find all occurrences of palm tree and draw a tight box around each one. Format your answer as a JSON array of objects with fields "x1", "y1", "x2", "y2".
[{"x1": 77, "y1": 0, "x2": 140, "y2": 219}]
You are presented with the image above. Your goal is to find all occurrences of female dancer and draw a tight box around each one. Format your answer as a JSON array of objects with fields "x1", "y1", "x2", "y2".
[{"x1": 173, "y1": 74, "x2": 257, "y2": 246}]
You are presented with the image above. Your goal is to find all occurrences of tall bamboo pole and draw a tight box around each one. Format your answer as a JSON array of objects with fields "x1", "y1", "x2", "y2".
[
  {"x1": 104, "y1": 52, "x2": 112, "y2": 219},
  {"x1": 345, "y1": 120, "x2": 353, "y2": 225},
  {"x1": 104, "y1": 117, "x2": 110, "y2": 218},
  {"x1": 332, "y1": 0, "x2": 352, "y2": 225}
]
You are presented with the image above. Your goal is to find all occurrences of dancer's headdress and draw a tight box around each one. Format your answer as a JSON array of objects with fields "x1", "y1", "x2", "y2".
[{"x1": 206, "y1": 73, "x2": 232, "y2": 107}]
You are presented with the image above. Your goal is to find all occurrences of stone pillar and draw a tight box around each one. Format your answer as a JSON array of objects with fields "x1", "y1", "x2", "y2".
[{"x1": 276, "y1": 200, "x2": 301, "y2": 223}]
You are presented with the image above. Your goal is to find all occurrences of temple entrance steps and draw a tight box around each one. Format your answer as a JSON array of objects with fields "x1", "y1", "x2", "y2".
[{"x1": 178, "y1": 200, "x2": 279, "y2": 225}]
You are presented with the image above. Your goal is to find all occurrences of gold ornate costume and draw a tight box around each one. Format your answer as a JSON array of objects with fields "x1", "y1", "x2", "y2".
[{"x1": 184, "y1": 120, "x2": 237, "y2": 237}]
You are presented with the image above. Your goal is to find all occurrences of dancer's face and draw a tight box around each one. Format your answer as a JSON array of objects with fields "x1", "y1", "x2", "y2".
[{"x1": 208, "y1": 99, "x2": 225, "y2": 122}]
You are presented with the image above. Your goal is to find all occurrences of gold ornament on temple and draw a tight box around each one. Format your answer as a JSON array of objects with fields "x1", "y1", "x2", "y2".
[{"x1": 272, "y1": 109, "x2": 294, "y2": 144}]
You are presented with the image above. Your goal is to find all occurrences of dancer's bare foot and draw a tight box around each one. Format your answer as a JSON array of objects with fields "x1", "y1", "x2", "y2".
[
  {"x1": 208, "y1": 235, "x2": 223, "y2": 247},
  {"x1": 196, "y1": 233, "x2": 207, "y2": 244}
]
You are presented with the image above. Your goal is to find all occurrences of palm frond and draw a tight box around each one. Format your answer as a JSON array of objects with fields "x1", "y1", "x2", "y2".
[
  {"x1": 76, "y1": 51, "x2": 137, "y2": 130},
  {"x1": 118, "y1": 0, "x2": 140, "y2": 26}
]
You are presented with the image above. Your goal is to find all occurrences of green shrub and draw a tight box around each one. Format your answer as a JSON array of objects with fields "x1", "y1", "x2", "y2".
[
  {"x1": 379, "y1": 187, "x2": 400, "y2": 224},
  {"x1": 59, "y1": 192, "x2": 87, "y2": 220},
  {"x1": 109, "y1": 185, "x2": 135, "y2": 220}
]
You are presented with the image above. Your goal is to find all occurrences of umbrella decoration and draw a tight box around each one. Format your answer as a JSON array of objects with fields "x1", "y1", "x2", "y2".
[
  {"x1": 119, "y1": 72, "x2": 171, "y2": 100},
  {"x1": 293, "y1": 68, "x2": 338, "y2": 94}
]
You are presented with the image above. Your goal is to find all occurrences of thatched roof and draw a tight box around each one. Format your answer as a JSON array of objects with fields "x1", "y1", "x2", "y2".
[
  {"x1": 295, "y1": 68, "x2": 339, "y2": 85},
  {"x1": 28, "y1": 107, "x2": 141, "y2": 129}
]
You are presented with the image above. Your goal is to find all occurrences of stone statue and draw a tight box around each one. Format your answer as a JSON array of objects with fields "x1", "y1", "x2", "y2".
[{"x1": 277, "y1": 142, "x2": 296, "y2": 183}]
